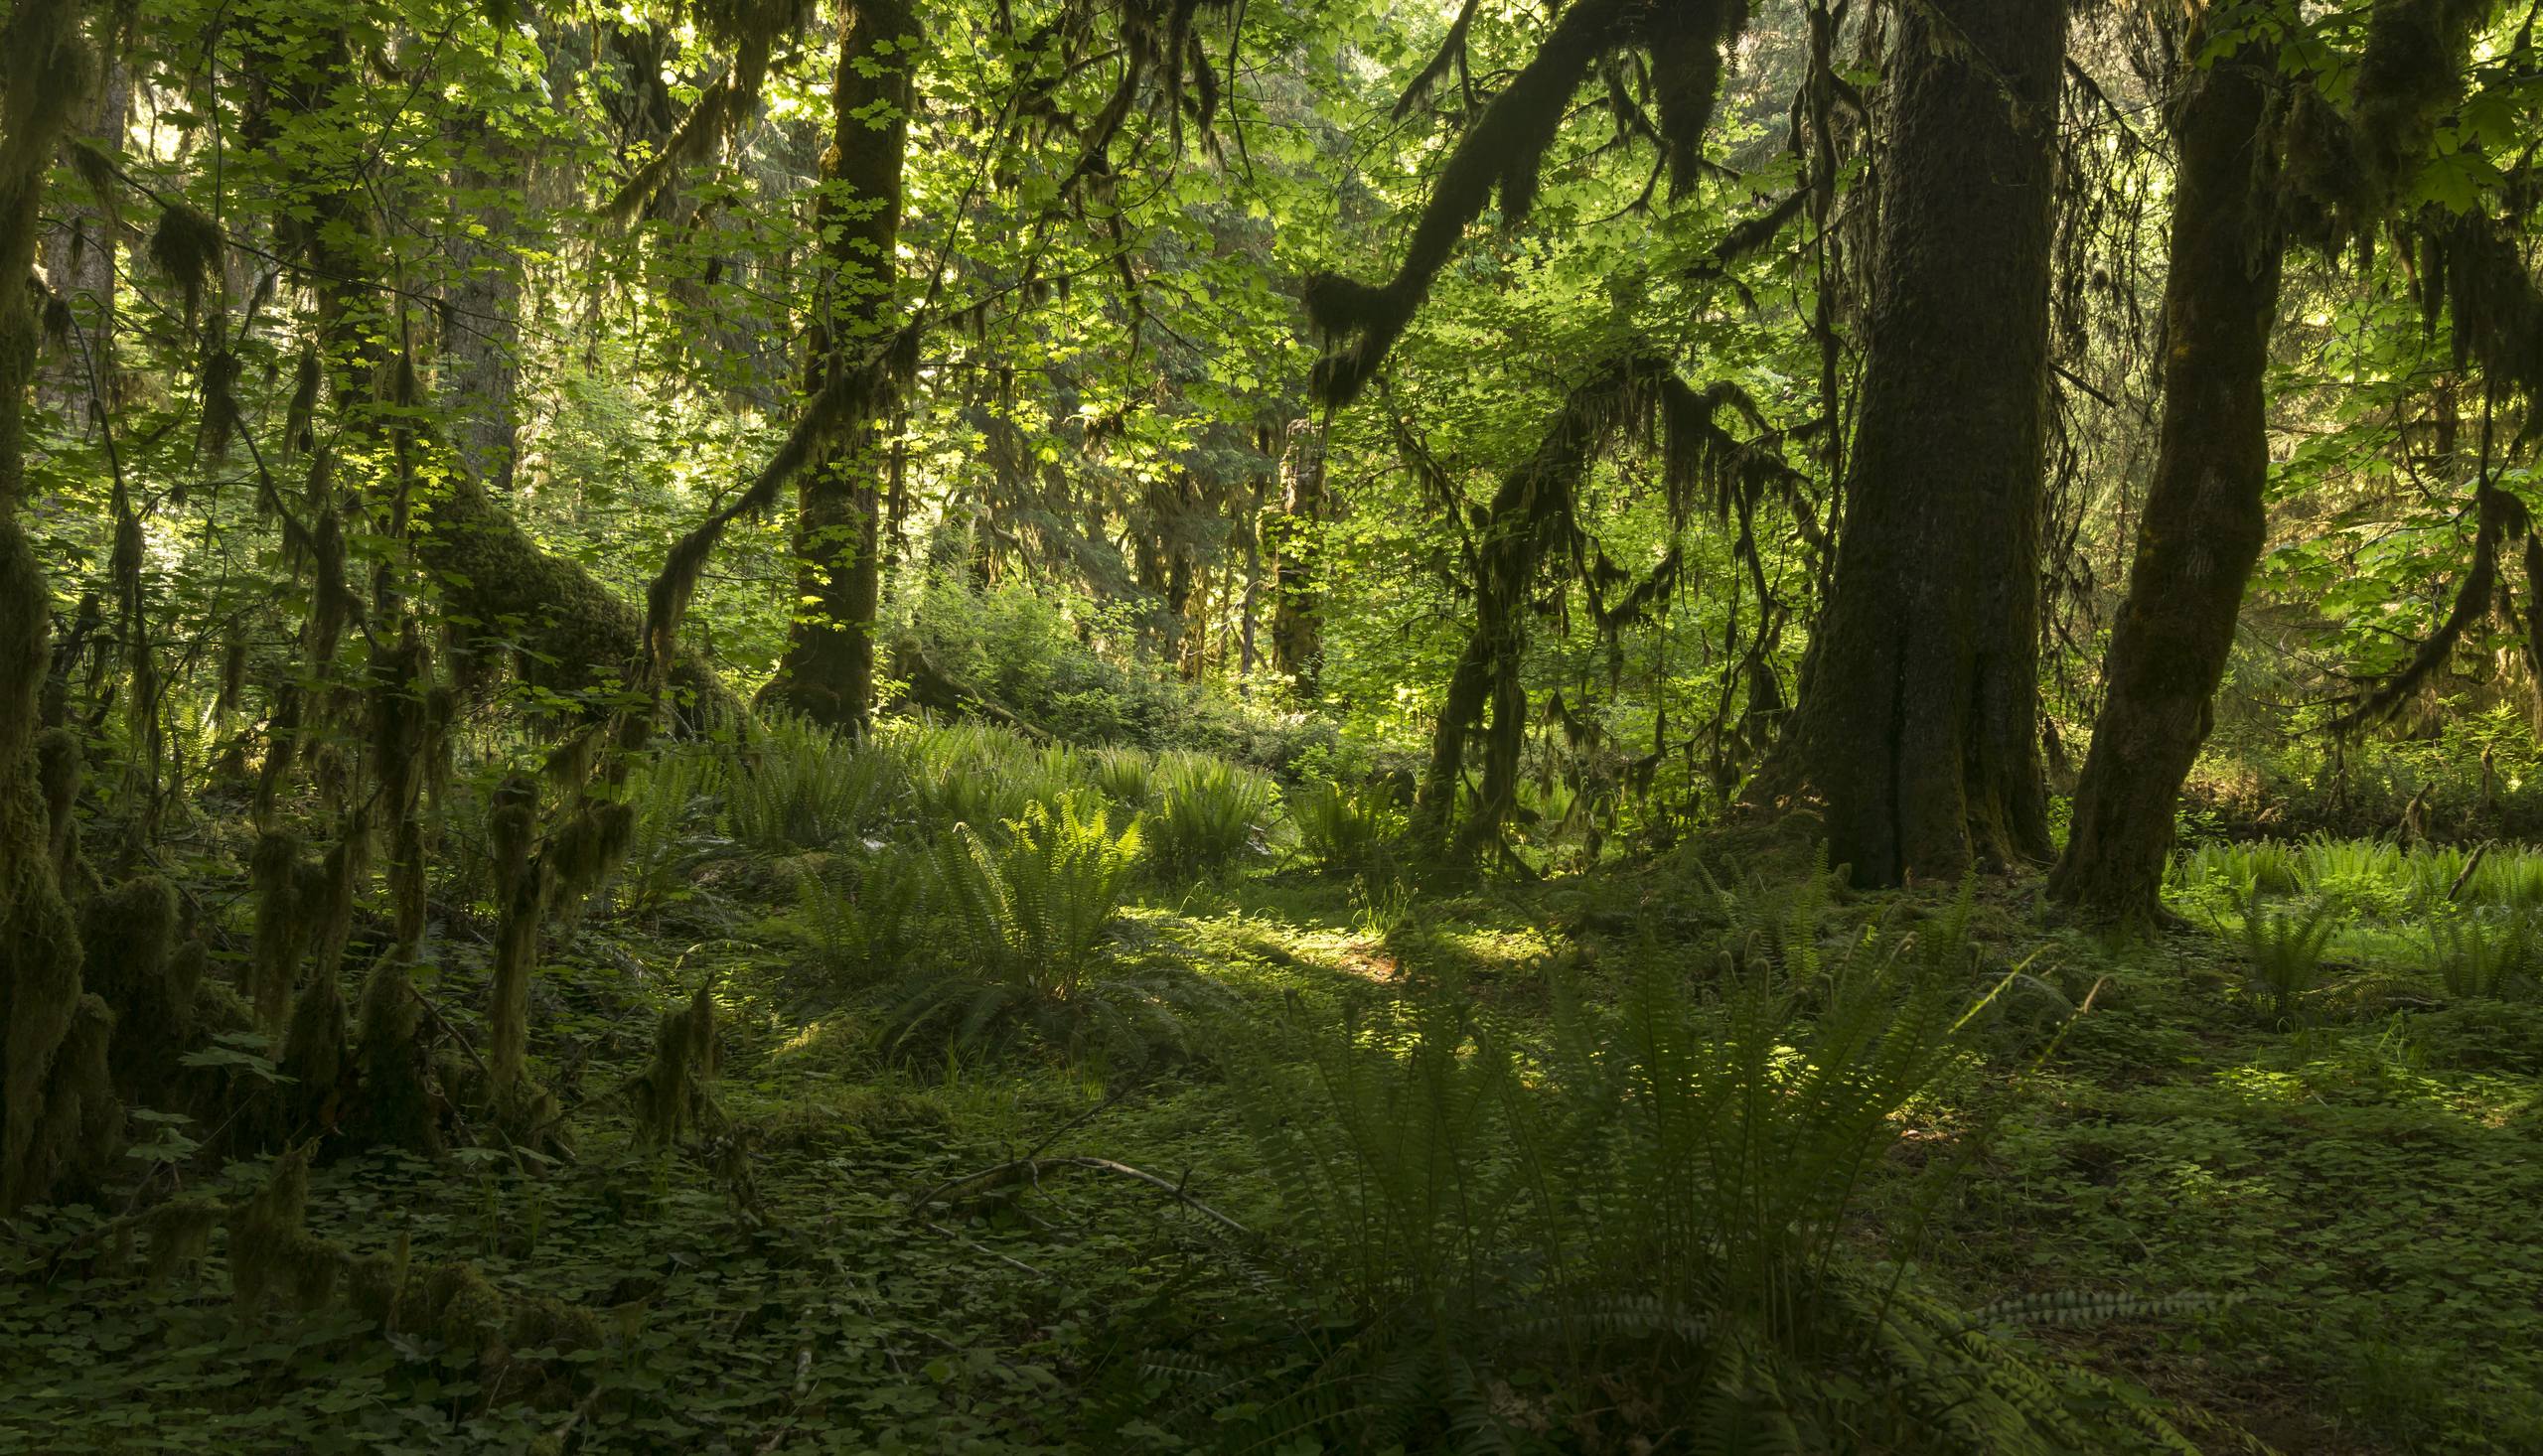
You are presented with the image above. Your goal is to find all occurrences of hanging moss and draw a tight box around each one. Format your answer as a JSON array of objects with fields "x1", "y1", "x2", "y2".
[
  {"x1": 16, "y1": 993, "x2": 118, "y2": 1204},
  {"x1": 78, "y1": 874, "x2": 188, "y2": 1102},
  {"x1": 631, "y1": 982, "x2": 720, "y2": 1148},
  {"x1": 34, "y1": 724, "x2": 79, "y2": 882},
  {"x1": 139, "y1": 1194, "x2": 223, "y2": 1287},
  {"x1": 348, "y1": 954, "x2": 441, "y2": 1155},
  {"x1": 2, "y1": 848, "x2": 86, "y2": 1212},
  {"x1": 278, "y1": 957, "x2": 347, "y2": 1139},
  {"x1": 145, "y1": 199, "x2": 223, "y2": 324},
  {"x1": 245, "y1": 829, "x2": 308, "y2": 1035},
  {"x1": 227, "y1": 1141, "x2": 344, "y2": 1315},
  {"x1": 485, "y1": 774, "x2": 541, "y2": 1099},
  {"x1": 545, "y1": 798, "x2": 634, "y2": 919}
]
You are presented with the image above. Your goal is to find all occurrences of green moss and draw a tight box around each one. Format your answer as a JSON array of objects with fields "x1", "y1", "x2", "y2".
[
  {"x1": 349, "y1": 955, "x2": 441, "y2": 1155},
  {"x1": 227, "y1": 1141, "x2": 344, "y2": 1315},
  {"x1": 245, "y1": 830, "x2": 308, "y2": 1036},
  {"x1": 80, "y1": 874, "x2": 185, "y2": 1101},
  {"x1": 632, "y1": 982, "x2": 720, "y2": 1148}
]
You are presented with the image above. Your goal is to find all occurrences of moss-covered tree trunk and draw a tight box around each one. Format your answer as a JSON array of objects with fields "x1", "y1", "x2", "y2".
[
  {"x1": 762, "y1": 0, "x2": 914, "y2": 732},
  {"x1": 2049, "y1": 33, "x2": 2283, "y2": 924},
  {"x1": 3, "y1": 0, "x2": 106, "y2": 1213},
  {"x1": 1760, "y1": 0, "x2": 2063, "y2": 886}
]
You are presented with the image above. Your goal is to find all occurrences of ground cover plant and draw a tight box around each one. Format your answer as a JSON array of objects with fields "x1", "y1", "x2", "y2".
[{"x1": 11, "y1": 0, "x2": 2543, "y2": 1451}]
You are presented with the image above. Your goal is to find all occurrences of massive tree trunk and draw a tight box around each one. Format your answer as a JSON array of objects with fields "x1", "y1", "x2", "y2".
[
  {"x1": 3, "y1": 0, "x2": 106, "y2": 1213},
  {"x1": 1760, "y1": 0, "x2": 2064, "y2": 886},
  {"x1": 1267, "y1": 416, "x2": 1326, "y2": 692},
  {"x1": 2050, "y1": 32, "x2": 2283, "y2": 924},
  {"x1": 762, "y1": 0, "x2": 914, "y2": 732}
]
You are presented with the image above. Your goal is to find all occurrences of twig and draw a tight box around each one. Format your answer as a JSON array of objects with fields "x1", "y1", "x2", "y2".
[
  {"x1": 910, "y1": 1155, "x2": 1252, "y2": 1238},
  {"x1": 2448, "y1": 840, "x2": 2492, "y2": 903},
  {"x1": 920, "y1": 1221, "x2": 1047, "y2": 1278}
]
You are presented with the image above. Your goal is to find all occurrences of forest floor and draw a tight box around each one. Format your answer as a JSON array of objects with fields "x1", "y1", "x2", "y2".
[{"x1": 5, "y1": 842, "x2": 2540, "y2": 1454}]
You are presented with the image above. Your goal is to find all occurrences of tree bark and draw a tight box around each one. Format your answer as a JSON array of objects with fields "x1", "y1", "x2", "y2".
[
  {"x1": 43, "y1": 59, "x2": 123, "y2": 421},
  {"x1": 2050, "y1": 32, "x2": 2283, "y2": 923},
  {"x1": 1760, "y1": 0, "x2": 2064, "y2": 886},
  {"x1": 762, "y1": 0, "x2": 914, "y2": 732},
  {"x1": 1267, "y1": 416, "x2": 1326, "y2": 692},
  {"x1": 441, "y1": 116, "x2": 524, "y2": 493}
]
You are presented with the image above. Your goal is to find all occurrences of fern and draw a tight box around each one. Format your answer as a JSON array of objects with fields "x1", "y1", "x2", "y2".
[
  {"x1": 1289, "y1": 778, "x2": 1405, "y2": 876},
  {"x1": 1148, "y1": 751, "x2": 1275, "y2": 880},
  {"x1": 612, "y1": 748, "x2": 723, "y2": 915},
  {"x1": 1201, "y1": 874, "x2": 2197, "y2": 1453},
  {"x1": 2230, "y1": 891, "x2": 2339, "y2": 1025},
  {"x1": 725, "y1": 715, "x2": 906, "y2": 853},
  {"x1": 2428, "y1": 909, "x2": 2539, "y2": 1001},
  {"x1": 775, "y1": 850, "x2": 929, "y2": 993},
  {"x1": 881, "y1": 799, "x2": 1207, "y2": 1064}
]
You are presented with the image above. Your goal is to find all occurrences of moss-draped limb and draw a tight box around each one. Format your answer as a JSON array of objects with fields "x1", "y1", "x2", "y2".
[{"x1": 1303, "y1": 0, "x2": 1751, "y2": 406}]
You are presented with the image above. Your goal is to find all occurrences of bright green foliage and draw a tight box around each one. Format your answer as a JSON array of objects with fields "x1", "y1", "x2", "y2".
[
  {"x1": 1145, "y1": 751, "x2": 1274, "y2": 879},
  {"x1": 878, "y1": 800, "x2": 1197, "y2": 1062},
  {"x1": 1089, "y1": 747, "x2": 1156, "y2": 817},
  {"x1": 2470, "y1": 848, "x2": 2543, "y2": 910},
  {"x1": 2173, "y1": 839, "x2": 2303, "y2": 900},
  {"x1": 898, "y1": 722, "x2": 1080, "y2": 837},
  {"x1": 2300, "y1": 834, "x2": 2415, "y2": 916},
  {"x1": 932, "y1": 800, "x2": 1141, "y2": 984}
]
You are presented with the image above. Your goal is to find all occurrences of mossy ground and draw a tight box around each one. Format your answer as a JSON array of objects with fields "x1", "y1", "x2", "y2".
[{"x1": 3, "y1": 855, "x2": 2537, "y2": 1453}]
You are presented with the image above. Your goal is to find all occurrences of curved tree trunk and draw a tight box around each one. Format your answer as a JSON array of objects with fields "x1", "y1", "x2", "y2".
[
  {"x1": 1760, "y1": 0, "x2": 2064, "y2": 886},
  {"x1": 762, "y1": 0, "x2": 915, "y2": 732},
  {"x1": 2050, "y1": 33, "x2": 2283, "y2": 924}
]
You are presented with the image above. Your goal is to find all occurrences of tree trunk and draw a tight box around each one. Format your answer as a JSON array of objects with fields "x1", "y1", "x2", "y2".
[
  {"x1": 1761, "y1": 0, "x2": 2063, "y2": 886},
  {"x1": 2, "y1": 0, "x2": 104, "y2": 1214},
  {"x1": 762, "y1": 0, "x2": 914, "y2": 733},
  {"x1": 43, "y1": 59, "x2": 124, "y2": 421},
  {"x1": 441, "y1": 116, "x2": 524, "y2": 493},
  {"x1": 2049, "y1": 34, "x2": 2284, "y2": 924},
  {"x1": 1268, "y1": 416, "x2": 1326, "y2": 692}
]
